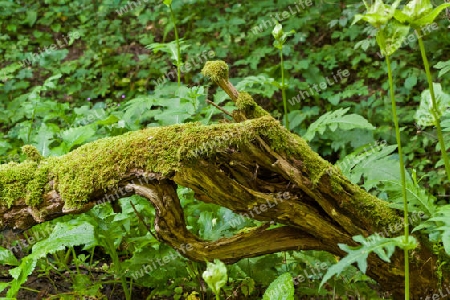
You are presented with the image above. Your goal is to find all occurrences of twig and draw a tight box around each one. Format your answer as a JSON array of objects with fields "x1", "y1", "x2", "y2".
[
  {"x1": 129, "y1": 200, "x2": 158, "y2": 241},
  {"x1": 206, "y1": 99, "x2": 233, "y2": 117}
]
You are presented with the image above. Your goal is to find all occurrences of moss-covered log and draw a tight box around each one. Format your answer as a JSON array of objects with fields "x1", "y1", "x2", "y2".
[{"x1": 0, "y1": 61, "x2": 446, "y2": 298}]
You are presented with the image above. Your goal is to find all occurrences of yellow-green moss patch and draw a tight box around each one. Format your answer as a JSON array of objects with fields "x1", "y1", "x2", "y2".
[
  {"x1": 201, "y1": 61, "x2": 229, "y2": 82},
  {"x1": 236, "y1": 92, "x2": 270, "y2": 119},
  {"x1": 21, "y1": 145, "x2": 43, "y2": 162}
]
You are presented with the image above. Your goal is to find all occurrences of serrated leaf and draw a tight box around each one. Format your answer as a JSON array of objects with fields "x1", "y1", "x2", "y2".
[
  {"x1": 304, "y1": 108, "x2": 375, "y2": 141},
  {"x1": 320, "y1": 234, "x2": 416, "y2": 289},
  {"x1": 415, "y1": 205, "x2": 450, "y2": 255},
  {"x1": 6, "y1": 222, "x2": 97, "y2": 298}
]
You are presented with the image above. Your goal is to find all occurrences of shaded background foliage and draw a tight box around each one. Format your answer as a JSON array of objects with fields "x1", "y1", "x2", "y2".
[{"x1": 1, "y1": 0, "x2": 450, "y2": 298}]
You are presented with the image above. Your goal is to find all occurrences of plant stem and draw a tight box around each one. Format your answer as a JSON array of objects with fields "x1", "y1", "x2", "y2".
[
  {"x1": 169, "y1": 5, "x2": 181, "y2": 87},
  {"x1": 280, "y1": 50, "x2": 289, "y2": 130},
  {"x1": 106, "y1": 238, "x2": 131, "y2": 300},
  {"x1": 417, "y1": 34, "x2": 450, "y2": 183},
  {"x1": 385, "y1": 54, "x2": 409, "y2": 300}
]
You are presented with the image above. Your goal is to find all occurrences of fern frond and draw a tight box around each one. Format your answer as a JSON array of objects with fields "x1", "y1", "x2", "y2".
[{"x1": 304, "y1": 108, "x2": 375, "y2": 141}]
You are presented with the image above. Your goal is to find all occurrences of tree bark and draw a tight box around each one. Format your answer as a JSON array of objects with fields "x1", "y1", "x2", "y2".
[{"x1": 0, "y1": 61, "x2": 446, "y2": 299}]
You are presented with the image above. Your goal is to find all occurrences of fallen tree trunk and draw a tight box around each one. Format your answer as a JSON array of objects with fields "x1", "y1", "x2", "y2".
[{"x1": 0, "y1": 61, "x2": 446, "y2": 298}]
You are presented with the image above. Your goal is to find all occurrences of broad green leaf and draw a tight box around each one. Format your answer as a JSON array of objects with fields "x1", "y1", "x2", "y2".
[
  {"x1": 415, "y1": 83, "x2": 450, "y2": 127},
  {"x1": 31, "y1": 222, "x2": 97, "y2": 258},
  {"x1": 32, "y1": 123, "x2": 55, "y2": 157},
  {"x1": 146, "y1": 40, "x2": 188, "y2": 65},
  {"x1": 25, "y1": 11, "x2": 37, "y2": 26},
  {"x1": 262, "y1": 273, "x2": 294, "y2": 300},
  {"x1": 405, "y1": 75, "x2": 417, "y2": 89},
  {"x1": 414, "y1": 4, "x2": 450, "y2": 26},
  {"x1": 7, "y1": 222, "x2": 97, "y2": 298},
  {"x1": 401, "y1": 0, "x2": 433, "y2": 21},
  {"x1": 0, "y1": 247, "x2": 19, "y2": 266},
  {"x1": 0, "y1": 282, "x2": 10, "y2": 293},
  {"x1": 434, "y1": 60, "x2": 450, "y2": 78},
  {"x1": 59, "y1": 125, "x2": 96, "y2": 151}
]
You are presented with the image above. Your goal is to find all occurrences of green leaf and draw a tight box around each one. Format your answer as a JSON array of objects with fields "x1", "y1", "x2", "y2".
[
  {"x1": 405, "y1": 75, "x2": 417, "y2": 89},
  {"x1": 7, "y1": 222, "x2": 97, "y2": 297},
  {"x1": 320, "y1": 234, "x2": 417, "y2": 289},
  {"x1": 240, "y1": 277, "x2": 255, "y2": 296},
  {"x1": 32, "y1": 123, "x2": 55, "y2": 157},
  {"x1": 414, "y1": 3, "x2": 450, "y2": 26},
  {"x1": 415, "y1": 83, "x2": 450, "y2": 127},
  {"x1": 304, "y1": 108, "x2": 375, "y2": 141},
  {"x1": 434, "y1": 60, "x2": 450, "y2": 78},
  {"x1": 25, "y1": 11, "x2": 37, "y2": 26},
  {"x1": 0, "y1": 247, "x2": 19, "y2": 266},
  {"x1": 377, "y1": 20, "x2": 410, "y2": 56},
  {"x1": 413, "y1": 205, "x2": 450, "y2": 255},
  {"x1": 262, "y1": 273, "x2": 294, "y2": 300},
  {"x1": 401, "y1": 0, "x2": 433, "y2": 21},
  {"x1": 353, "y1": 0, "x2": 401, "y2": 27},
  {"x1": 146, "y1": 40, "x2": 188, "y2": 65},
  {"x1": 59, "y1": 125, "x2": 96, "y2": 151}
]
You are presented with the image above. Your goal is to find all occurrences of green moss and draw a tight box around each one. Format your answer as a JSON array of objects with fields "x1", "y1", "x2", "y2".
[
  {"x1": 0, "y1": 116, "x2": 288, "y2": 210},
  {"x1": 236, "y1": 92, "x2": 270, "y2": 119},
  {"x1": 0, "y1": 161, "x2": 38, "y2": 207},
  {"x1": 347, "y1": 183, "x2": 400, "y2": 230},
  {"x1": 201, "y1": 61, "x2": 229, "y2": 82},
  {"x1": 21, "y1": 145, "x2": 43, "y2": 162}
]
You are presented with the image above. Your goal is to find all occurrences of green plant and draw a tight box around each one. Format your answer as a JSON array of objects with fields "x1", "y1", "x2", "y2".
[
  {"x1": 272, "y1": 23, "x2": 294, "y2": 129},
  {"x1": 393, "y1": 0, "x2": 450, "y2": 183},
  {"x1": 202, "y1": 259, "x2": 228, "y2": 300},
  {"x1": 262, "y1": 272, "x2": 294, "y2": 300}
]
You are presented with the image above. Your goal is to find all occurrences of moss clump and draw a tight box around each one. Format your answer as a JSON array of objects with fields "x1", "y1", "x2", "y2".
[
  {"x1": 202, "y1": 61, "x2": 229, "y2": 82},
  {"x1": 235, "y1": 92, "x2": 270, "y2": 119},
  {"x1": 0, "y1": 161, "x2": 38, "y2": 207},
  {"x1": 22, "y1": 145, "x2": 43, "y2": 162}
]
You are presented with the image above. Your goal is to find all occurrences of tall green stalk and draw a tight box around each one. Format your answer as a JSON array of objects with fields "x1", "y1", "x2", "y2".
[
  {"x1": 416, "y1": 35, "x2": 450, "y2": 183},
  {"x1": 385, "y1": 54, "x2": 410, "y2": 300},
  {"x1": 272, "y1": 23, "x2": 294, "y2": 131},
  {"x1": 168, "y1": 3, "x2": 181, "y2": 87},
  {"x1": 280, "y1": 50, "x2": 289, "y2": 129}
]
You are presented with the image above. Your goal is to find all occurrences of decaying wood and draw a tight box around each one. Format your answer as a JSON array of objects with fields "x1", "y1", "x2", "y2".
[{"x1": 0, "y1": 61, "x2": 446, "y2": 298}]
